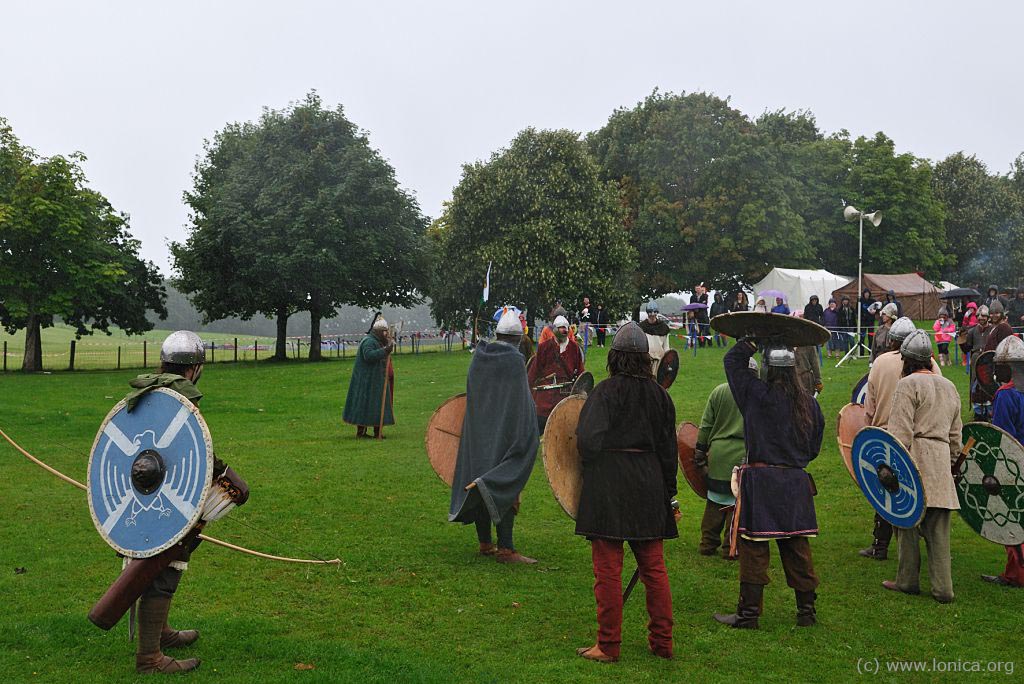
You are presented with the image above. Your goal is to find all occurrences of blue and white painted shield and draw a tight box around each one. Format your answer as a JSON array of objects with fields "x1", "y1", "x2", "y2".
[
  {"x1": 88, "y1": 388, "x2": 213, "y2": 558},
  {"x1": 852, "y1": 427, "x2": 926, "y2": 529},
  {"x1": 851, "y1": 373, "x2": 869, "y2": 406}
]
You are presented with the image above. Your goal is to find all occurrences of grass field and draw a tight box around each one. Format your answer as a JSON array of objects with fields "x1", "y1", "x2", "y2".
[{"x1": 0, "y1": 337, "x2": 1017, "y2": 683}]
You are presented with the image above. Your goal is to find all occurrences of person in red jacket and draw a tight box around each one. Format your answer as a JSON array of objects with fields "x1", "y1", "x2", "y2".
[{"x1": 527, "y1": 315, "x2": 584, "y2": 432}]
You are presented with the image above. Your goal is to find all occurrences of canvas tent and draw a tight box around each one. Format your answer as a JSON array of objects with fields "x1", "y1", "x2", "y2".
[
  {"x1": 750, "y1": 268, "x2": 852, "y2": 310},
  {"x1": 831, "y1": 273, "x2": 942, "y2": 320}
]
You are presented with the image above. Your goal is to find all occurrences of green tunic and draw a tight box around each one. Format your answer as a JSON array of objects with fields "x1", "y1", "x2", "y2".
[
  {"x1": 696, "y1": 382, "x2": 746, "y2": 505},
  {"x1": 125, "y1": 373, "x2": 203, "y2": 412},
  {"x1": 343, "y1": 334, "x2": 394, "y2": 427}
]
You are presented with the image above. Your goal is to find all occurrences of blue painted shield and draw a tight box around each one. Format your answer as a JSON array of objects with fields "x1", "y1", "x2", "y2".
[
  {"x1": 852, "y1": 427, "x2": 926, "y2": 529},
  {"x1": 851, "y1": 373, "x2": 869, "y2": 405},
  {"x1": 88, "y1": 388, "x2": 213, "y2": 558}
]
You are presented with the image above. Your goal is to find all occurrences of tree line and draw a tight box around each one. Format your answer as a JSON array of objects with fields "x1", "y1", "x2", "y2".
[{"x1": 4, "y1": 89, "x2": 1024, "y2": 369}]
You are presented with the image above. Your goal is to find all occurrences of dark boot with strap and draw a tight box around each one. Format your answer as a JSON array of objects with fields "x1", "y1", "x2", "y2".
[
  {"x1": 795, "y1": 590, "x2": 817, "y2": 627},
  {"x1": 858, "y1": 515, "x2": 891, "y2": 560},
  {"x1": 136, "y1": 596, "x2": 201, "y2": 674},
  {"x1": 713, "y1": 582, "x2": 762, "y2": 629}
]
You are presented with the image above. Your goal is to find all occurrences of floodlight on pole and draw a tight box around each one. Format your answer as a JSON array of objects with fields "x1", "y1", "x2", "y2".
[{"x1": 836, "y1": 204, "x2": 882, "y2": 367}]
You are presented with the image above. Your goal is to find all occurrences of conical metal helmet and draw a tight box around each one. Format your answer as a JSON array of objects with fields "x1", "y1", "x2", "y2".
[
  {"x1": 160, "y1": 330, "x2": 205, "y2": 365},
  {"x1": 888, "y1": 317, "x2": 917, "y2": 345},
  {"x1": 612, "y1": 321, "x2": 649, "y2": 353},
  {"x1": 900, "y1": 329, "x2": 933, "y2": 363},
  {"x1": 995, "y1": 335, "x2": 1024, "y2": 364}
]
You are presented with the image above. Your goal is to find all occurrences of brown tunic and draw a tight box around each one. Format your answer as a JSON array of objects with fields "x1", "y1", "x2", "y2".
[
  {"x1": 887, "y1": 371, "x2": 963, "y2": 510},
  {"x1": 865, "y1": 351, "x2": 942, "y2": 429}
]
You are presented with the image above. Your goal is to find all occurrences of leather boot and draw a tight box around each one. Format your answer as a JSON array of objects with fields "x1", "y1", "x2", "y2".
[
  {"x1": 713, "y1": 582, "x2": 761, "y2": 629},
  {"x1": 496, "y1": 548, "x2": 537, "y2": 564},
  {"x1": 795, "y1": 590, "x2": 817, "y2": 627},
  {"x1": 478, "y1": 542, "x2": 497, "y2": 556},
  {"x1": 859, "y1": 516, "x2": 891, "y2": 560},
  {"x1": 160, "y1": 623, "x2": 199, "y2": 649},
  {"x1": 136, "y1": 596, "x2": 200, "y2": 674}
]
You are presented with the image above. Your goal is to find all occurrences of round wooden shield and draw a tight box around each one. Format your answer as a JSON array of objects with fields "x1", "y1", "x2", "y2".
[
  {"x1": 571, "y1": 371, "x2": 595, "y2": 396},
  {"x1": 836, "y1": 403, "x2": 867, "y2": 482},
  {"x1": 424, "y1": 394, "x2": 466, "y2": 486},
  {"x1": 658, "y1": 349, "x2": 680, "y2": 389},
  {"x1": 851, "y1": 373, "x2": 869, "y2": 406},
  {"x1": 710, "y1": 311, "x2": 830, "y2": 347},
  {"x1": 542, "y1": 394, "x2": 587, "y2": 519},
  {"x1": 675, "y1": 421, "x2": 708, "y2": 499},
  {"x1": 956, "y1": 422, "x2": 1024, "y2": 546},
  {"x1": 88, "y1": 388, "x2": 213, "y2": 559},
  {"x1": 852, "y1": 427, "x2": 926, "y2": 529},
  {"x1": 972, "y1": 350, "x2": 999, "y2": 404}
]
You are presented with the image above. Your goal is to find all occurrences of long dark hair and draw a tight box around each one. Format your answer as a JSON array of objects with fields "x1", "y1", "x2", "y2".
[
  {"x1": 901, "y1": 358, "x2": 931, "y2": 377},
  {"x1": 766, "y1": 366, "x2": 814, "y2": 440},
  {"x1": 607, "y1": 349, "x2": 654, "y2": 379}
]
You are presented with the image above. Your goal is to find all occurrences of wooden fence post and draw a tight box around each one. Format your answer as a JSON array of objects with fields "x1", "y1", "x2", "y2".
[
  {"x1": 2, "y1": 341, "x2": 6, "y2": 372},
  {"x1": 143, "y1": 340, "x2": 147, "y2": 368},
  {"x1": 69, "y1": 340, "x2": 76, "y2": 371},
  {"x1": 234, "y1": 338, "x2": 238, "y2": 362},
  {"x1": 117, "y1": 346, "x2": 121, "y2": 370},
  {"x1": 254, "y1": 340, "x2": 258, "y2": 361},
  {"x1": 210, "y1": 341, "x2": 215, "y2": 363}
]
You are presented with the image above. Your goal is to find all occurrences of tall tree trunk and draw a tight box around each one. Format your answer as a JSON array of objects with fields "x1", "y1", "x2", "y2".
[
  {"x1": 274, "y1": 306, "x2": 289, "y2": 361},
  {"x1": 22, "y1": 314, "x2": 43, "y2": 372},
  {"x1": 308, "y1": 309, "x2": 322, "y2": 361}
]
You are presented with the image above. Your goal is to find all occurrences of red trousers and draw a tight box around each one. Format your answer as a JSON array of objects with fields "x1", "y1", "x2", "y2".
[
  {"x1": 1001, "y1": 544, "x2": 1024, "y2": 586},
  {"x1": 591, "y1": 538, "x2": 673, "y2": 658}
]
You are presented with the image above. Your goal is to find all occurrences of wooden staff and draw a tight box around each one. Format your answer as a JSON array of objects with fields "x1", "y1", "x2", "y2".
[{"x1": 377, "y1": 331, "x2": 393, "y2": 439}]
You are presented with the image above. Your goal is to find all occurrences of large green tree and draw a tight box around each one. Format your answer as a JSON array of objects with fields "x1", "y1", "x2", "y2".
[
  {"x1": 932, "y1": 152, "x2": 1022, "y2": 285},
  {"x1": 588, "y1": 91, "x2": 817, "y2": 294},
  {"x1": 428, "y1": 128, "x2": 635, "y2": 328},
  {"x1": 831, "y1": 133, "x2": 949, "y2": 278},
  {"x1": 173, "y1": 92, "x2": 428, "y2": 360},
  {"x1": 0, "y1": 119, "x2": 166, "y2": 371}
]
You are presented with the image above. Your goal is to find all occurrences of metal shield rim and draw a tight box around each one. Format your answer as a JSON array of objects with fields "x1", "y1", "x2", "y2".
[
  {"x1": 675, "y1": 421, "x2": 707, "y2": 499},
  {"x1": 957, "y1": 421, "x2": 1024, "y2": 546},
  {"x1": 541, "y1": 393, "x2": 587, "y2": 520},
  {"x1": 87, "y1": 387, "x2": 213, "y2": 559},
  {"x1": 852, "y1": 426, "x2": 926, "y2": 528},
  {"x1": 424, "y1": 393, "x2": 466, "y2": 486}
]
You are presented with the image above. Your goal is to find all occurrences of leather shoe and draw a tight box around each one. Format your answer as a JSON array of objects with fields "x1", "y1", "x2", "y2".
[
  {"x1": 496, "y1": 548, "x2": 537, "y2": 564},
  {"x1": 882, "y1": 580, "x2": 920, "y2": 595},
  {"x1": 576, "y1": 646, "x2": 617, "y2": 663},
  {"x1": 981, "y1": 574, "x2": 1021, "y2": 587},
  {"x1": 858, "y1": 546, "x2": 887, "y2": 560}
]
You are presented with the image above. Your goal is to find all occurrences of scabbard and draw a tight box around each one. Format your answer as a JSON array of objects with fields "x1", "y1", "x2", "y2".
[{"x1": 87, "y1": 528, "x2": 201, "y2": 631}]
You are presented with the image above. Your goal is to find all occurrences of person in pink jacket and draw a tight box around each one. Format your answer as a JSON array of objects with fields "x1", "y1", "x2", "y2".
[{"x1": 933, "y1": 309, "x2": 956, "y2": 366}]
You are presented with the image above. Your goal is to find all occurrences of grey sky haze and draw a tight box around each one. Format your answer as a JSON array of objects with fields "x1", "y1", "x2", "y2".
[{"x1": 3, "y1": 1, "x2": 1021, "y2": 275}]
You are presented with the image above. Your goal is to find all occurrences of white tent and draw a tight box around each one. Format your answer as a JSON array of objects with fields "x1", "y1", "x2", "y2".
[{"x1": 751, "y1": 268, "x2": 853, "y2": 309}]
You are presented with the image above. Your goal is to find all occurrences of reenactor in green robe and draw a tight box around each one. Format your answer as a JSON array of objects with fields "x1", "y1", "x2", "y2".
[
  {"x1": 343, "y1": 315, "x2": 395, "y2": 438},
  {"x1": 695, "y1": 357, "x2": 755, "y2": 557}
]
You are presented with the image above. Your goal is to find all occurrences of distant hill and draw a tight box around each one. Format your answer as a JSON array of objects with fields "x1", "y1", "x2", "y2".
[{"x1": 151, "y1": 282, "x2": 440, "y2": 337}]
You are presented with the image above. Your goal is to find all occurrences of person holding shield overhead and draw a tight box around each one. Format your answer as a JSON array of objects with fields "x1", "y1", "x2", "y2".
[
  {"x1": 882, "y1": 330, "x2": 962, "y2": 603},
  {"x1": 574, "y1": 322, "x2": 677, "y2": 663},
  {"x1": 713, "y1": 337, "x2": 824, "y2": 629},
  {"x1": 343, "y1": 314, "x2": 394, "y2": 439}
]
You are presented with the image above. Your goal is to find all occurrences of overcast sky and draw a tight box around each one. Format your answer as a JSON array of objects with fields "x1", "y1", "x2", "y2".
[{"x1": 3, "y1": 1, "x2": 1021, "y2": 276}]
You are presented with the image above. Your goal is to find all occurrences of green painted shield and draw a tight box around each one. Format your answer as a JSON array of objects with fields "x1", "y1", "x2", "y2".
[{"x1": 957, "y1": 422, "x2": 1024, "y2": 546}]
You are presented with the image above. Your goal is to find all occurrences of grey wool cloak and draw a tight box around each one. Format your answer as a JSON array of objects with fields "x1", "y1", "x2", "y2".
[
  {"x1": 342, "y1": 334, "x2": 394, "y2": 427},
  {"x1": 449, "y1": 340, "x2": 540, "y2": 525}
]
